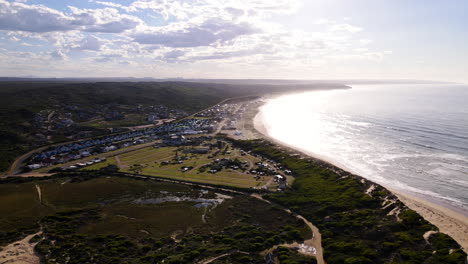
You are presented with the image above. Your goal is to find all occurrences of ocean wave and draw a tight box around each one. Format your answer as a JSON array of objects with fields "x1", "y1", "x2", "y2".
[{"x1": 259, "y1": 84, "x2": 468, "y2": 214}]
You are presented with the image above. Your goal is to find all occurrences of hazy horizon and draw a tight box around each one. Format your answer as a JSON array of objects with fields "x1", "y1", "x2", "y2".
[{"x1": 0, "y1": 0, "x2": 467, "y2": 83}]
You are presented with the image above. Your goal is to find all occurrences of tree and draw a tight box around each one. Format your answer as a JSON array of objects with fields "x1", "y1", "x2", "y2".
[{"x1": 130, "y1": 164, "x2": 143, "y2": 174}]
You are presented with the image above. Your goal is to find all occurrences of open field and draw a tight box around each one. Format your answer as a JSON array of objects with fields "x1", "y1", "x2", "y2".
[
  {"x1": 0, "y1": 183, "x2": 45, "y2": 234},
  {"x1": 70, "y1": 138, "x2": 289, "y2": 190},
  {"x1": 79, "y1": 114, "x2": 148, "y2": 129},
  {"x1": 118, "y1": 144, "x2": 278, "y2": 189},
  {"x1": 0, "y1": 175, "x2": 312, "y2": 263}
]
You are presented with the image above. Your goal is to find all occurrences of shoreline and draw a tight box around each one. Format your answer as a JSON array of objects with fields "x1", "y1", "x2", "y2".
[{"x1": 251, "y1": 97, "x2": 468, "y2": 253}]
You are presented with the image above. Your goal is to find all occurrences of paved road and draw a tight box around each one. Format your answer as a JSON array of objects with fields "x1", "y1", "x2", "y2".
[{"x1": 4, "y1": 146, "x2": 49, "y2": 176}]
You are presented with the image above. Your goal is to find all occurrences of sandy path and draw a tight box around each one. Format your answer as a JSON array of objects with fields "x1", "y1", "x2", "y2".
[
  {"x1": 197, "y1": 253, "x2": 231, "y2": 264},
  {"x1": 0, "y1": 232, "x2": 42, "y2": 264},
  {"x1": 251, "y1": 194, "x2": 325, "y2": 264},
  {"x1": 115, "y1": 156, "x2": 122, "y2": 169},
  {"x1": 35, "y1": 185, "x2": 42, "y2": 203}
]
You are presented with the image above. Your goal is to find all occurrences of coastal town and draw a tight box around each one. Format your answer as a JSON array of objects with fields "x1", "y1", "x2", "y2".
[{"x1": 22, "y1": 99, "x2": 291, "y2": 192}]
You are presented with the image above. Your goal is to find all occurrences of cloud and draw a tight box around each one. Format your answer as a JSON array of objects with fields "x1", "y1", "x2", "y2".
[
  {"x1": 75, "y1": 35, "x2": 101, "y2": 51},
  {"x1": 164, "y1": 49, "x2": 185, "y2": 59},
  {"x1": 0, "y1": 0, "x2": 391, "y2": 78},
  {"x1": 0, "y1": 1, "x2": 76, "y2": 32},
  {"x1": 0, "y1": 1, "x2": 141, "y2": 33},
  {"x1": 93, "y1": 53, "x2": 122, "y2": 63},
  {"x1": 330, "y1": 24, "x2": 363, "y2": 33},
  {"x1": 69, "y1": 6, "x2": 142, "y2": 33},
  {"x1": 90, "y1": 1, "x2": 131, "y2": 11},
  {"x1": 128, "y1": 0, "x2": 301, "y2": 20},
  {"x1": 133, "y1": 19, "x2": 259, "y2": 47},
  {"x1": 189, "y1": 47, "x2": 267, "y2": 61},
  {"x1": 50, "y1": 49, "x2": 68, "y2": 60}
]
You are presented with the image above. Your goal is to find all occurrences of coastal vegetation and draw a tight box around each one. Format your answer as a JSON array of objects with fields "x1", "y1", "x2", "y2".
[
  {"x1": 0, "y1": 173, "x2": 311, "y2": 263},
  {"x1": 1, "y1": 135, "x2": 466, "y2": 263},
  {"x1": 232, "y1": 139, "x2": 467, "y2": 264}
]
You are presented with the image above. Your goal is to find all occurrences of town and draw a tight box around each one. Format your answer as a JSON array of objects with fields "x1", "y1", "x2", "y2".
[{"x1": 24, "y1": 100, "x2": 290, "y2": 192}]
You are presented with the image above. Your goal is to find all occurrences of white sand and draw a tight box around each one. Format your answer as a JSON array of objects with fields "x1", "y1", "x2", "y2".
[{"x1": 0, "y1": 232, "x2": 41, "y2": 264}]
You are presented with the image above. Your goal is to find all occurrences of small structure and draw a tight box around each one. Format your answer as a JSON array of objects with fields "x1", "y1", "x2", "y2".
[
  {"x1": 160, "y1": 135, "x2": 187, "y2": 146},
  {"x1": 27, "y1": 164, "x2": 42, "y2": 170},
  {"x1": 103, "y1": 145, "x2": 117, "y2": 152},
  {"x1": 274, "y1": 175, "x2": 284, "y2": 182}
]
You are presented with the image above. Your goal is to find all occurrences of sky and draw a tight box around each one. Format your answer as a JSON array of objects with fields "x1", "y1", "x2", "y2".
[{"x1": 0, "y1": 0, "x2": 467, "y2": 83}]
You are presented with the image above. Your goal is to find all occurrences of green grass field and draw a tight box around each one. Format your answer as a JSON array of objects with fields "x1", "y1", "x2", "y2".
[
  {"x1": 0, "y1": 183, "x2": 45, "y2": 233},
  {"x1": 70, "y1": 140, "x2": 273, "y2": 189},
  {"x1": 119, "y1": 147, "x2": 176, "y2": 166},
  {"x1": 109, "y1": 144, "x2": 269, "y2": 188}
]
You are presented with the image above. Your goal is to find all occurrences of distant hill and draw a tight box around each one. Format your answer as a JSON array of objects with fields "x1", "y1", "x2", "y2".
[{"x1": 0, "y1": 77, "x2": 452, "y2": 85}]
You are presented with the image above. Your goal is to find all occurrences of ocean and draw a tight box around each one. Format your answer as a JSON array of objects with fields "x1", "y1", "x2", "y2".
[{"x1": 257, "y1": 84, "x2": 468, "y2": 214}]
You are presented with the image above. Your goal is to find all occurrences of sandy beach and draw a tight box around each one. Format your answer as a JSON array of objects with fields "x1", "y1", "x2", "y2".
[{"x1": 251, "y1": 99, "x2": 468, "y2": 253}]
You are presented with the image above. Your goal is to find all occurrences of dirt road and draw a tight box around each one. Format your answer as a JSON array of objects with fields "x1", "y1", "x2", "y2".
[{"x1": 251, "y1": 194, "x2": 325, "y2": 264}]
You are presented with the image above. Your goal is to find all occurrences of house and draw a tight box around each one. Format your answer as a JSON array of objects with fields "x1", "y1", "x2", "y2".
[
  {"x1": 80, "y1": 151, "x2": 91, "y2": 157},
  {"x1": 274, "y1": 175, "x2": 284, "y2": 182},
  {"x1": 103, "y1": 145, "x2": 117, "y2": 152},
  {"x1": 27, "y1": 164, "x2": 42, "y2": 170},
  {"x1": 160, "y1": 135, "x2": 187, "y2": 146}
]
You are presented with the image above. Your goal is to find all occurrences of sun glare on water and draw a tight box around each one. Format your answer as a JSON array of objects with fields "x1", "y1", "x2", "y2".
[{"x1": 260, "y1": 91, "x2": 342, "y2": 154}]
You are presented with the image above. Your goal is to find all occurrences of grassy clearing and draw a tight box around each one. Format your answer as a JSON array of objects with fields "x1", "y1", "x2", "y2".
[
  {"x1": 71, "y1": 139, "x2": 272, "y2": 189},
  {"x1": 117, "y1": 146, "x2": 160, "y2": 159},
  {"x1": 80, "y1": 114, "x2": 148, "y2": 129},
  {"x1": 120, "y1": 147, "x2": 176, "y2": 165},
  {"x1": 0, "y1": 183, "x2": 45, "y2": 233}
]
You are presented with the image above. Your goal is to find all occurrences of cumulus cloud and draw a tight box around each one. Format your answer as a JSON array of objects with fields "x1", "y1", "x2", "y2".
[
  {"x1": 50, "y1": 49, "x2": 68, "y2": 60},
  {"x1": 0, "y1": 0, "x2": 390, "y2": 78},
  {"x1": 91, "y1": 1, "x2": 130, "y2": 11},
  {"x1": 133, "y1": 19, "x2": 259, "y2": 47},
  {"x1": 164, "y1": 49, "x2": 185, "y2": 59},
  {"x1": 127, "y1": 0, "x2": 301, "y2": 20},
  {"x1": 0, "y1": 1, "x2": 76, "y2": 32},
  {"x1": 69, "y1": 6, "x2": 142, "y2": 33},
  {"x1": 0, "y1": 1, "x2": 141, "y2": 33},
  {"x1": 75, "y1": 35, "x2": 102, "y2": 51}
]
